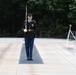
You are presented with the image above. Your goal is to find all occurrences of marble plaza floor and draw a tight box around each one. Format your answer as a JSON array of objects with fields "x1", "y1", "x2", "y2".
[{"x1": 0, "y1": 38, "x2": 76, "y2": 75}]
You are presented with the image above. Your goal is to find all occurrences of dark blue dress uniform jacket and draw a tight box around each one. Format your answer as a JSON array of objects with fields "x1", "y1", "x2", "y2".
[{"x1": 22, "y1": 20, "x2": 37, "y2": 39}]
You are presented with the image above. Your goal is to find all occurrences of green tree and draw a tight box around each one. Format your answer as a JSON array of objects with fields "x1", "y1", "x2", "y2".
[{"x1": 0, "y1": 0, "x2": 76, "y2": 37}]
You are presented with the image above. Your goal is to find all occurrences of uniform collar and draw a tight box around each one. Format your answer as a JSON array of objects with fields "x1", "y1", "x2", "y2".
[{"x1": 28, "y1": 20, "x2": 32, "y2": 23}]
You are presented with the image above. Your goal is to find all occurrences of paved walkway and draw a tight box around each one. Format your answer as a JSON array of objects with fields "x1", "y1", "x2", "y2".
[{"x1": 0, "y1": 38, "x2": 76, "y2": 75}]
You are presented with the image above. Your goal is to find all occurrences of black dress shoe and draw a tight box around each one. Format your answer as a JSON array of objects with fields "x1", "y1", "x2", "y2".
[{"x1": 29, "y1": 58, "x2": 33, "y2": 60}]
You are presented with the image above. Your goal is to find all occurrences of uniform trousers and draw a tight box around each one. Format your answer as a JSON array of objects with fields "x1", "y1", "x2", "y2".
[{"x1": 25, "y1": 38, "x2": 34, "y2": 59}]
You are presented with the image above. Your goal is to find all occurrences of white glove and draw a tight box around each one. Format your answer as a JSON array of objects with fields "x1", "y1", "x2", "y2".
[{"x1": 24, "y1": 29, "x2": 27, "y2": 32}]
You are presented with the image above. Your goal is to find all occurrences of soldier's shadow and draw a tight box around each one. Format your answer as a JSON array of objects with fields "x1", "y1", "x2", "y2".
[{"x1": 19, "y1": 43, "x2": 44, "y2": 64}]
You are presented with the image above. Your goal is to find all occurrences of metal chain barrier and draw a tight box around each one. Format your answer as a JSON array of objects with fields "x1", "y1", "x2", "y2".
[{"x1": 0, "y1": 31, "x2": 75, "y2": 38}]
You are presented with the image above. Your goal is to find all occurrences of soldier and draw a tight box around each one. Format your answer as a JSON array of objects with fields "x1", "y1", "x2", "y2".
[{"x1": 22, "y1": 13, "x2": 37, "y2": 60}]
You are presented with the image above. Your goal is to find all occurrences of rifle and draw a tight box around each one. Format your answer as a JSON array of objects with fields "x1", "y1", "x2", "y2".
[{"x1": 25, "y1": 5, "x2": 27, "y2": 30}]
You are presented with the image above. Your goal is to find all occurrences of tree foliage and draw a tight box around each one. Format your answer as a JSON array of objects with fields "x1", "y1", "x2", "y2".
[{"x1": 0, "y1": 0, "x2": 76, "y2": 38}]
